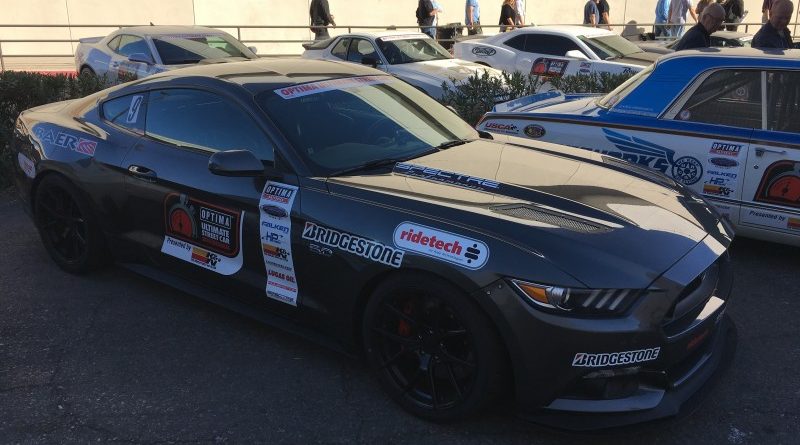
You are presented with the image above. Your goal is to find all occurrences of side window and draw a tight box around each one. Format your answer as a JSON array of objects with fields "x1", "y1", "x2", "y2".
[
  {"x1": 347, "y1": 39, "x2": 378, "y2": 64},
  {"x1": 107, "y1": 35, "x2": 121, "y2": 52},
  {"x1": 524, "y1": 35, "x2": 582, "y2": 56},
  {"x1": 102, "y1": 93, "x2": 147, "y2": 133},
  {"x1": 145, "y1": 89, "x2": 274, "y2": 162},
  {"x1": 118, "y1": 35, "x2": 151, "y2": 58},
  {"x1": 504, "y1": 35, "x2": 526, "y2": 51},
  {"x1": 330, "y1": 38, "x2": 350, "y2": 60},
  {"x1": 767, "y1": 71, "x2": 800, "y2": 133},
  {"x1": 676, "y1": 70, "x2": 762, "y2": 129}
]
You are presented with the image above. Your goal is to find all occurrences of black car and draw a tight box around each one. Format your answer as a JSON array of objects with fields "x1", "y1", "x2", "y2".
[{"x1": 11, "y1": 59, "x2": 735, "y2": 429}]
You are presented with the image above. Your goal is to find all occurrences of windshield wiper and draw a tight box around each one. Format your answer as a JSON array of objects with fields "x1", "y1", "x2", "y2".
[
  {"x1": 329, "y1": 158, "x2": 408, "y2": 177},
  {"x1": 435, "y1": 138, "x2": 472, "y2": 150}
]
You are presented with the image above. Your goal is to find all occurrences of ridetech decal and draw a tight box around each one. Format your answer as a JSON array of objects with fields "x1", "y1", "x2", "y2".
[
  {"x1": 597, "y1": 128, "x2": 703, "y2": 185},
  {"x1": 260, "y1": 182, "x2": 299, "y2": 305},
  {"x1": 572, "y1": 348, "x2": 660, "y2": 367},
  {"x1": 161, "y1": 194, "x2": 243, "y2": 275},
  {"x1": 393, "y1": 163, "x2": 501, "y2": 193},
  {"x1": 32, "y1": 126, "x2": 98, "y2": 156},
  {"x1": 393, "y1": 222, "x2": 489, "y2": 270},
  {"x1": 710, "y1": 142, "x2": 742, "y2": 157},
  {"x1": 301, "y1": 222, "x2": 404, "y2": 268},
  {"x1": 754, "y1": 161, "x2": 800, "y2": 209}
]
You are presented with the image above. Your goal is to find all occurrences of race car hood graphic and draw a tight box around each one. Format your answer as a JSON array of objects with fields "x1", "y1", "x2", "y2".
[
  {"x1": 392, "y1": 59, "x2": 502, "y2": 83},
  {"x1": 329, "y1": 140, "x2": 726, "y2": 288}
]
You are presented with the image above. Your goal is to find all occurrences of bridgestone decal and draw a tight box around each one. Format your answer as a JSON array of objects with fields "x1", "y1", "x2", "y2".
[
  {"x1": 260, "y1": 182, "x2": 299, "y2": 306},
  {"x1": 572, "y1": 348, "x2": 660, "y2": 367},
  {"x1": 301, "y1": 222, "x2": 404, "y2": 268}
]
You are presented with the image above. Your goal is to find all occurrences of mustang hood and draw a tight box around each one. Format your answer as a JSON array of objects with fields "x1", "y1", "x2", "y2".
[{"x1": 329, "y1": 140, "x2": 726, "y2": 288}]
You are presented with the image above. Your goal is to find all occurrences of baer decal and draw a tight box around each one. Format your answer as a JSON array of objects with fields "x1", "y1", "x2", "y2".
[
  {"x1": 17, "y1": 153, "x2": 35, "y2": 178},
  {"x1": 530, "y1": 58, "x2": 568, "y2": 77},
  {"x1": 302, "y1": 222, "x2": 404, "y2": 268},
  {"x1": 572, "y1": 347, "x2": 660, "y2": 367},
  {"x1": 161, "y1": 194, "x2": 243, "y2": 275},
  {"x1": 259, "y1": 182, "x2": 299, "y2": 305},
  {"x1": 393, "y1": 163, "x2": 501, "y2": 193},
  {"x1": 393, "y1": 222, "x2": 489, "y2": 270},
  {"x1": 32, "y1": 126, "x2": 98, "y2": 156},
  {"x1": 754, "y1": 161, "x2": 800, "y2": 208},
  {"x1": 594, "y1": 128, "x2": 703, "y2": 185}
]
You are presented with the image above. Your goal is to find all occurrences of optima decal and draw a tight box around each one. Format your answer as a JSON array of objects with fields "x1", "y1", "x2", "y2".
[
  {"x1": 32, "y1": 126, "x2": 98, "y2": 156},
  {"x1": 754, "y1": 161, "x2": 800, "y2": 208},
  {"x1": 275, "y1": 76, "x2": 392, "y2": 100},
  {"x1": 393, "y1": 222, "x2": 489, "y2": 270},
  {"x1": 161, "y1": 194, "x2": 243, "y2": 275},
  {"x1": 302, "y1": 222, "x2": 404, "y2": 268},
  {"x1": 393, "y1": 163, "x2": 501, "y2": 193},
  {"x1": 710, "y1": 142, "x2": 742, "y2": 157},
  {"x1": 572, "y1": 348, "x2": 660, "y2": 367},
  {"x1": 259, "y1": 182, "x2": 299, "y2": 305}
]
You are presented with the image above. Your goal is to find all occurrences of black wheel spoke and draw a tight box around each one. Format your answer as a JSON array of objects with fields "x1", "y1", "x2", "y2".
[
  {"x1": 427, "y1": 359, "x2": 439, "y2": 409},
  {"x1": 440, "y1": 351, "x2": 476, "y2": 368},
  {"x1": 383, "y1": 302, "x2": 421, "y2": 328},
  {"x1": 445, "y1": 363, "x2": 463, "y2": 401},
  {"x1": 371, "y1": 327, "x2": 420, "y2": 347},
  {"x1": 441, "y1": 329, "x2": 467, "y2": 338}
]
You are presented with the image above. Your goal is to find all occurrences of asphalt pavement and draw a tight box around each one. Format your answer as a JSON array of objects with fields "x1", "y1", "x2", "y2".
[{"x1": 1, "y1": 188, "x2": 798, "y2": 444}]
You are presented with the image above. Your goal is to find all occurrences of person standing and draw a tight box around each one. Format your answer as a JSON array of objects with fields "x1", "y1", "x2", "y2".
[
  {"x1": 753, "y1": 0, "x2": 794, "y2": 48},
  {"x1": 309, "y1": 0, "x2": 336, "y2": 40},
  {"x1": 668, "y1": 0, "x2": 698, "y2": 38},
  {"x1": 499, "y1": 0, "x2": 516, "y2": 31},
  {"x1": 465, "y1": 0, "x2": 482, "y2": 35},
  {"x1": 598, "y1": 0, "x2": 611, "y2": 29},
  {"x1": 763, "y1": 0, "x2": 775, "y2": 22},
  {"x1": 515, "y1": 0, "x2": 526, "y2": 26},
  {"x1": 417, "y1": 0, "x2": 436, "y2": 38},
  {"x1": 723, "y1": 0, "x2": 745, "y2": 31},
  {"x1": 655, "y1": 0, "x2": 672, "y2": 37},
  {"x1": 584, "y1": 0, "x2": 600, "y2": 27},
  {"x1": 672, "y1": 2, "x2": 725, "y2": 50},
  {"x1": 431, "y1": 0, "x2": 443, "y2": 37}
]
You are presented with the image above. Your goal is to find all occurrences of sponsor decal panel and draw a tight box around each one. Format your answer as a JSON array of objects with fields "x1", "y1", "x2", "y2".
[
  {"x1": 709, "y1": 142, "x2": 742, "y2": 157},
  {"x1": 572, "y1": 348, "x2": 660, "y2": 367},
  {"x1": 530, "y1": 57, "x2": 568, "y2": 77},
  {"x1": 702, "y1": 183, "x2": 733, "y2": 197},
  {"x1": 471, "y1": 46, "x2": 496, "y2": 56},
  {"x1": 275, "y1": 76, "x2": 392, "y2": 100},
  {"x1": 579, "y1": 61, "x2": 592, "y2": 74},
  {"x1": 483, "y1": 121, "x2": 519, "y2": 134},
  {"x1": 161, "y1": 194, "x2": 243, "y2": 275},
  {"x1": 741, "y1": 208, "x2": 797, "y2": 231},
  {"x1": 259, "y1": 182, "x2": 299, "y2": 305},
  {"x1": 32, "y1": 125, "x2": 98, "y2": 157},
  {"x1": 302, "y1": 222, "x2": 404, "y2": 268},
  {"x1": 17, "y1": 153, "x2": 35, "y2": 178},
  {"x1": 708, "y1": 157, "x2": 739, "y2": 168},
  {"x1": 754, "y1": 161, "x2": 800, "y2": 209},
  {"x1": 393, "y1": 163, "x2": 501, "y2": 193},
  {"x1": 788, "y1": 217, "x2": 800, "y2": 231},
  {"x1": 393, "y1": 222, "x2": 489, "y2": 270}
]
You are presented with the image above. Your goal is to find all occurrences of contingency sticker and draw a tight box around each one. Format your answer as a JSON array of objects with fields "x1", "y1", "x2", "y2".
[
  {"x1": 741, "y1": 207, "x2": 797, "y2": 232},
  {"x1": 259, "y1": 182, "x2": 299, "y2": 305},
  {"x1": 302, "y1": 222, "x2": 404, "y2": 268},
  {"x1": 161, "y1": 194, "x2": 243, "y2": 275},
  {"x1": 393, "y1": 222, "x2": 489, "y2": 270},
  {"x1": 32, "y1": 126, "x2": 98, "y2": 156},
  {"x1": 572, "y1": 348, "x2": 660, "y2": 367},
  {"x1": 275, "y1": 76, "x2": 393, "y2": 100},
  {"x1": 17, "y1": 153, "x2": 35, "y2": 178}
]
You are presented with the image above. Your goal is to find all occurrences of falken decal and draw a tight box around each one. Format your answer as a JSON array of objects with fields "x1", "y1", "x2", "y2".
[
  {"x1": 17, "y1": 153, "x2": 35, "y2": 178},
  {"x1": 259, "y1": 182, "x2": 299, "y2": 305},
  {"x1": 275, "y1": 76, "x2": 392, "y2": 100},
  {"x1": 301, "y1": 222, "x2": 404, "y2": 268},
  {"x1": 393, "y1": 222, "x2": 489, "y2": 270},
  {"x1": 596, "y1": 128, "x2": 703, "y2": 185},
  {"x1": 161, "y1": 194, "x2": 243, "y2": 275},
  {"x1": 32, "y1": 126, "x2": 98, "y2": 156},
  {"x1": 572, "y1": 348, "x2": 660, "y2": 367},
  {"x1": 471, "y1": 46, "x2": 496, "y2": 56},
  {"x1": 754, "y1": 161, "x2": 800, "y2": 208},
  {"x1": 393, "y1": 163, "x2": 501, "y2": 193}
]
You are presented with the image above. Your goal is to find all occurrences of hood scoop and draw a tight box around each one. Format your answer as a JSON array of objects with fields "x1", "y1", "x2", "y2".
[{"x1": 489, "y1": 204, "x2": 613, "y2": 233}]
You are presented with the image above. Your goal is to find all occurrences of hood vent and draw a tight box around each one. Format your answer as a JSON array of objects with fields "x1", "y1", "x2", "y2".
[
  {"x1": 490, "y1": 204, "x2": 610, "y2": 233},
  {"x1": 601, "y1": 156, "x2": 677, "y2": 188}
]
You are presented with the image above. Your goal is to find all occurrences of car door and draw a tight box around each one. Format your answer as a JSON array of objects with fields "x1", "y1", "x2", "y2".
[
  {"x1": 120, "y1": 87, "x2": 301, "y2": 316},
  {"x1": 739, "y1": 69, "x2": 800, "y2": 241},
  {"x1": 515, "y1": 33, "x2": 584, "y2": 76}
]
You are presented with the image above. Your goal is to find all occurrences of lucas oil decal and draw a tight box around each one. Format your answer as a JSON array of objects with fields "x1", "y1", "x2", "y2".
[
  {"x1": 259, "y1": 182, "x2": 299, "y2": 305},
  {"x1": 572, "y1": 348, "x2": 660, "y2": 367},
  {"x1": 161, "y1": 194, "x2": 243, "y2": 275},
  {"x1": 302, "y1": 222, "x2": 404, "y2": 268},
  {"x1": 393, "y1": 222, "x2": 489, "y2": 270},
  {"x1": 32, "y1": 126, "x2": 98, "y2": 156}
]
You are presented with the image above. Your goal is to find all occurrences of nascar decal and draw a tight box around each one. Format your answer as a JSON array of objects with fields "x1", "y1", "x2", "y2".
[
  {"x1": 754, "y1": 161, "x2": 800, "y2": 208},
  {"x1": 275, "y1": 76, "x2": 393, "y2": 100},
  {"x1": 302, "y1": 222, "x2": 404, "y2": 268},
  {"x1": 393, "y1": 222, "x2": 489, "y2": 270},
  {"x1": 259, "y1": 182, "x2": 299, "y2": 305},
  {"x1": 161, "y1": 194, "x2": 243, "y2": 275},
  {"x1": 17, "y1": 153, "x2": 35, "y2": 178},
  {"x1": 32, "y1": 126, "x2": 98, "y2": 156},
  {"x1": 126, "y1": 95, "x2": 144, "y2": 123},
  {"x1": 483, "y1": 121, "x2": 519, "y2": 134},
  {"x1": 393, "y1": 163, "x2": 501, "y2": 193},
  {"x1": 597, "y1": 128, "x2": 703, "y2": 185},
  {"x1": 710, "y1": 142, "x2": 742, "y2": 157},
  {"x1": 572, "y1": 347, "x2": 660, "y2": 368},
  {"x1": 530, "y1": 58, "x2": 568, "y2": 77},
  {"x1": 741, "y1": 208, "x2": 795, "y2": 231}
]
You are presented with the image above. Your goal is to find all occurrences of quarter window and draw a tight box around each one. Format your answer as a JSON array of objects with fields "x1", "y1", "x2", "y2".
[
  {"x1": 504, "y1": 35, "x2": 526, "y2": 51},
  {"x1": 145, "y1": 89, "x2": 274, "y2": 162},
  {"x1": 102, "y1": 93, "x2": 147, "y2": 133},
  {"x1": 117, "y1": 35, "x2": 151, "y2": 58},
  {"x1": 676, "y1": 70, "x2": 762, "y2": 129},
  {"x1": 766, "y1": 71, "x2": 800, "y2": 133},
  {"x1": 107, "y1": 35, "x2": 121, "y2": 52},
  {"x1": 330, "y1": 38, "x2": 350, "y2": 60}
]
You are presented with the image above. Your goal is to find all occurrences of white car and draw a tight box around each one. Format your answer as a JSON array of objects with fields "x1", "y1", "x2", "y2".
[
  {"x1": 75, "y1": 25, "x2": 258, "y2": 83},
  {"x1": 454, "y1": 26, "x2": 659, "y2": 78},
  {"x1": 301, "y1": 31, "x2": 505, "y2": 99}
]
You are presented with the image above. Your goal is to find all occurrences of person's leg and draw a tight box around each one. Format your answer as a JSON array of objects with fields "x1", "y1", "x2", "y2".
[{"x1": 315, "y1": 28, "x2": 330, "y2": 40}]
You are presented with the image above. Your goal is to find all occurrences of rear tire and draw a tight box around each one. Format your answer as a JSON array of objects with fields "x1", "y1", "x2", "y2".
[
  {"x1": 34, "y1": 175, "x2": 106, "y2": 274},
  {"x1": 363, "y1": 272, "x2": 507, "y2": 421}
]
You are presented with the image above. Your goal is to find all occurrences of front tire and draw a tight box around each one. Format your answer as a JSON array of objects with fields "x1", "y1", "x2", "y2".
[{"x1": 363, "y1": 273, "x2": 507, "y2": 421}]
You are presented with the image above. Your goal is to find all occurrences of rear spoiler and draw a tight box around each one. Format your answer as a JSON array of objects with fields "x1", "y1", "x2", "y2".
[
  {"x1": 302, "y1": 38, "x2": 335, "y2": 51},
  {"x1": 78, "y1": 36, "x2": 103, "y2": 44}
]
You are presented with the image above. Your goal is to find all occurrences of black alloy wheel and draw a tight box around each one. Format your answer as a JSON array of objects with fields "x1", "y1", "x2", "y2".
[{"x1": 364, "y1": 273, "x2": 507, "y2": 421}]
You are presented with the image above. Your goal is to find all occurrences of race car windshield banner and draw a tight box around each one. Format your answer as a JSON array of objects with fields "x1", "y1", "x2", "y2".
[
  {"x1": 260, "y1": 182, "x2": 300, "y2": 305},
  {"x1": 274, "y1": 76, "x2": 394, "y2": 100}
]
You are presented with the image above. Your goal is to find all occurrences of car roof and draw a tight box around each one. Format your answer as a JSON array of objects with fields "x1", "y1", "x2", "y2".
[
  {"x1": 116, "y1": 25, "x2": 227, "y2": 37},
  {"x1": 338, "y1": 30, "x2": 430, "y2": 40},
  {"x1": 659, "y1": 47, "x2": 800, "y2": 62},
  {"x1": 527, "y1": 25, "x2": 614, "y2": 37}
]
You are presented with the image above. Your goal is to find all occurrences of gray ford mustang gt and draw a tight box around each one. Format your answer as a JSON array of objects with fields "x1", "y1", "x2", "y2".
[{"x1": 10, "y1": 58, "x2": 735, "y2": 429}]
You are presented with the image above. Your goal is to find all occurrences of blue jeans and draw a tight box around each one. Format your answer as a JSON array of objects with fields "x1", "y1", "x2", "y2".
[{"x1": 654, "y1": 22, "x2": 668, "y2": 38}]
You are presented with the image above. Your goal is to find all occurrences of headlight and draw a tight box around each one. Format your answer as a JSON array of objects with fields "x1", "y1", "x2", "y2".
[{"x1": 511, "y1": 279, "x2": 641, "y2": 315}]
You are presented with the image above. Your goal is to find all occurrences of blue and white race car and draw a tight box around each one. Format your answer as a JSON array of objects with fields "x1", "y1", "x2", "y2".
[
  {"x1": 477, "y1": 48, "x2": 800, "y2": 246},
  {"x1": 75, "y1": 25, "x2": 258, "y2": 83}
]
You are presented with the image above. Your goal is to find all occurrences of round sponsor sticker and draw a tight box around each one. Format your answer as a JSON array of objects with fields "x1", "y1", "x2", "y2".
[
  {"x1": 672, "y1": 156, "x2": 703, "y2": 185},
  {"x1": 523, "y1": 124, "x2": 546, "y2": 138},
  {"x1": 678, "y1": 110, "x2": 691, "y2": 120}
]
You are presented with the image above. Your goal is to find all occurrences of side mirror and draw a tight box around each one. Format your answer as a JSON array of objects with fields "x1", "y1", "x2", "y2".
[
  {"x1": 209, "y1": 150, "x2": 265, "y2": 177},
  {"x1": 128, "y1": 53, "x2": 154, "y2": 65},
  {"x1": 248, "y1": 46, "x2": 258, "y2": 55},
  {"x1": 565, "y1": 50, "x2": 589, "y2": 61},
  {"x1": 361, "y1": 56, "x2": 380, "y2": 68}
]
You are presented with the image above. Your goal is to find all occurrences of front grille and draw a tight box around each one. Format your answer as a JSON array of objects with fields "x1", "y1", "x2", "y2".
[{"x1": 490, "y1": 204, "x2": 609, "y2": 233}]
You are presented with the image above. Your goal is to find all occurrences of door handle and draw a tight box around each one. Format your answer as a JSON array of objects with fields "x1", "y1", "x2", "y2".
[
  {"x1": 128, "y1": 165, "x2": 157, "y2": 181},
  {"x1": 755, "y1": 147, "x2": 787, "y2": 157}
]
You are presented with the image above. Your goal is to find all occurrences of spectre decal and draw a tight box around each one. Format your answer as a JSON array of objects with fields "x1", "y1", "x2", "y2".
[
  {"x1": 259, "y1": 182, "x2": 299, "y2": 305},
  {"x1": 754, "y1": 161, "x2": 800, "y2": 208},
  {"x1": 161, "y1": 194, "x2": 243, "y2": 275},
  {"x1": 393, "y1": 163, "x2": 501, "y2": 193},
  {"x1": 393, "y1": 222, "x2": 489, "y2": 270}
]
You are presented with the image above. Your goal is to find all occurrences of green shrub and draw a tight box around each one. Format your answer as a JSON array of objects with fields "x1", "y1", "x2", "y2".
[{"x1": 0, "y1": 71, "x2": 107, "y2": 189}]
